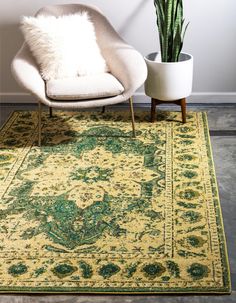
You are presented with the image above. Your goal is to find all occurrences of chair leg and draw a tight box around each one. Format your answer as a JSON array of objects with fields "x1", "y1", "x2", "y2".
[
  {"x1": 49, "y1": 106, "x2": 53, "y2": 118},
  {"x1": 102, "y1": 106, "x2": 106, "y2": 114},
  {"x1": 38, "y1": 101, "x2": 42, "y2": 147},
  {"x1": 180, "y1": 98, "x2": 186, "y2": 123},
  {"x1": 129, "y1": 97, "x2": 136, "y2": 138},
  {"x1": 151, "y1": 98, "x2": 156, "y2": 122}
]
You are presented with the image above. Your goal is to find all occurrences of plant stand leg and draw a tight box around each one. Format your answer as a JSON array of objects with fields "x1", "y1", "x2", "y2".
[
  {"x1": 151, "y1": 98, "x2": 156, "y2": 122},
  {"x1": 180, "y1": 98, "x2": 186, "y2": 123},
  {"x1": 102, "y1": 106, "x2": 106, "y2": 114},
  {"x1": 38, "y1": 101, "x2": 42, "y2": 147},
  {"x1": 129, "y1": 97, "x2": 136, "y2": 138},
  {"x1": 49, "y1": 107, "x2": 53, "y2": 118}
]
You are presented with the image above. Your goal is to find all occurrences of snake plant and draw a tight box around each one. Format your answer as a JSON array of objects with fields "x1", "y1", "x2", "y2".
[{"x1": 154, "y1": 0, "x2": 189, "y2": 62}]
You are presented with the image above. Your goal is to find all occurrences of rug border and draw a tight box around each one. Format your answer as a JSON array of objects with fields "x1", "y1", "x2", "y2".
[
  {"x1": 0, "y1": 111, "x2": 19, "y2": 133},
  {"x1": 0, "y1": 111, "x2": 231, "y2": 294},
  {"x1": 201, "y1": 112, "x2": 231, "y2": 294}
]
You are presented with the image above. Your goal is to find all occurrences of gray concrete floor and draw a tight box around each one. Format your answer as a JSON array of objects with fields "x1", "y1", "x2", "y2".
[{"x1": 0, "y1": 103, "x2": 235, "y2": 303}]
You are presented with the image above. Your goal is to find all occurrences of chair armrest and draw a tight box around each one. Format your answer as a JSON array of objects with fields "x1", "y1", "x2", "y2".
[
  {"x1": 103, "y1": 42, "x2": 147, "y2": 97},
  {"x1": 11, "y1": 44, "x2": 46, "y2": 101}
]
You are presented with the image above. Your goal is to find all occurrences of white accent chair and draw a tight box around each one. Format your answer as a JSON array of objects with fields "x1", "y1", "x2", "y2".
[{"x1": 11, "y1": 4, "x2": 147, "y2": 146}]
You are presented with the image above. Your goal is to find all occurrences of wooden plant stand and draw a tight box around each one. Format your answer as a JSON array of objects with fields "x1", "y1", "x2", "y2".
[{"x1": 151, "y1": 98, "x2": 186, "y2": 123}]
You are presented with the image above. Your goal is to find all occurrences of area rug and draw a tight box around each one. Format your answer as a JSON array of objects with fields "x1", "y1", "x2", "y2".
[{"x1": 0, "y1": 110, "x2": 231, "y2": 294}]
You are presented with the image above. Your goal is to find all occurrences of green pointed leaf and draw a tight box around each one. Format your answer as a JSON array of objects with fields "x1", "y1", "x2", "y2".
[{"x1": 154, "y1": 0, "x2": 189, "y2": 62}]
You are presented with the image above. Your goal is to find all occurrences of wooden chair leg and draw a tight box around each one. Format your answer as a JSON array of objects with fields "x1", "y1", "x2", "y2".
[
  {"x1": 102, "y1": 106, "x2": 105, "y2": 114},
  {"x1": 129, "y1": 97, "x2": 136, "y2": 138},
  {"x1": 49, "y1": 106, "x2": 53, "y2": 118},
  {"x1": 38, "y1": 102, "x2": 42, "y2": 147},
  {"x1": 180, "y1": 98, "x2": 186, "y2": 123},
  {"x1": 151, "y1": 98, "x2": 156, "y2": 122}
]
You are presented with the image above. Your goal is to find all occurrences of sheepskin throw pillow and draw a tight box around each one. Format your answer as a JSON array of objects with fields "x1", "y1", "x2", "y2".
[{"x1": 21, "y1": 13, "x2": 109, "y2": 80}]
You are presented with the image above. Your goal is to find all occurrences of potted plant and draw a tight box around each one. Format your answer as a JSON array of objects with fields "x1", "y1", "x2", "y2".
[{"x1": 145, "y1": 0, "x2": 193, "y2": 123}]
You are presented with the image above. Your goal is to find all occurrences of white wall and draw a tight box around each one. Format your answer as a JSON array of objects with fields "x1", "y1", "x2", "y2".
[{"x1": 0, "y1": 0, "x2": 236, "y2": 103}]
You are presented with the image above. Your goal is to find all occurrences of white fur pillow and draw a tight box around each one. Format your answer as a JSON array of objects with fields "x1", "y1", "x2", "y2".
[{"x1": 20, "y1": 13, "x2": 109, "y2": 80}]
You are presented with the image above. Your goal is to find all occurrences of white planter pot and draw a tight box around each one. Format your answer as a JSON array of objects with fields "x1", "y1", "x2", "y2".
[{"x1": 144, "y1": 52, "x2": 193, "y2": 101}]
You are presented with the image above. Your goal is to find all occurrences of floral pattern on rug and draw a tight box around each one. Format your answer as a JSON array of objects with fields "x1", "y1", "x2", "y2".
[{"x1": 0, "y1": 111, "x2": 231, "y2": 293}]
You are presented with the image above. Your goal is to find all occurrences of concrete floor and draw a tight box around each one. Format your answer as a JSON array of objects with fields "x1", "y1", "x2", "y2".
[{"x1": 0, "y1": 103, "x2": 235, "y2": 303}]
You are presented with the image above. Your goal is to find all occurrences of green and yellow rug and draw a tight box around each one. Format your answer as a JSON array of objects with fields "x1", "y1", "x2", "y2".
[{"x1": 0, "y1": 111, "x2": 231, "y2": 294}]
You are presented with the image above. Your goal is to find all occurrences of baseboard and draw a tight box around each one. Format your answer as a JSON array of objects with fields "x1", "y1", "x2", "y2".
[
  {"x1": 134, "y1": 92, "x2": 236, "y2": 104},
  {"x1": 188, "y1": 93, "x2": 236, "y2": 103},
  {"x1": 1, "y1": 92, "x2": 236, "y2": 104},
  {"x1": 0, "y1": 93, "x2": 35, "y2": 103}
]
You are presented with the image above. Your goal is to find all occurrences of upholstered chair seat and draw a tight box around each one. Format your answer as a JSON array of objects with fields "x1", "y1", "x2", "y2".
[{"x1": 46, "y1": 73, "x2": 124, "y2": 101}]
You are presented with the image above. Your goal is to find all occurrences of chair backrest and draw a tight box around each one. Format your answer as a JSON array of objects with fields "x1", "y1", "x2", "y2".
[{"x1": 36, "y1": 4, "x2": 123, "y2": 54}]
